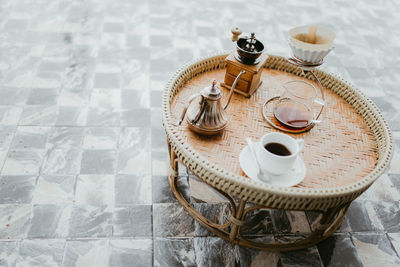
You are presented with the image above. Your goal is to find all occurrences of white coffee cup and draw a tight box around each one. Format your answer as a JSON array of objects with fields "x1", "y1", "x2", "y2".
[{"x1": 255, "y1": 132, "x2": 304, "y2": 175}]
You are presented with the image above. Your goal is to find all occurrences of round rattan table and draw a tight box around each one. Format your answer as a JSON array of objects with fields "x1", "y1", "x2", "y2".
[{"x1": 162, "y1": 52, "x2": 393, "y2": 251}]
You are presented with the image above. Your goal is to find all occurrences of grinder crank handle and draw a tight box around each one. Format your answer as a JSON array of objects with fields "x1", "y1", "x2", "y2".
[{"x1": 224, "y1": 70, "x2": 245, "y2": 110}]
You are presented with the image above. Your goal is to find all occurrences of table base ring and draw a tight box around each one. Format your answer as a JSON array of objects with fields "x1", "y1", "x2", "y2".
[{"x1": 168, "y1": 141, "x2": 351, "y2": 251}]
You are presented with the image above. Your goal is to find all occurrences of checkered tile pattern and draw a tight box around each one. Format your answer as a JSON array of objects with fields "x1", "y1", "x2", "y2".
[{"x1": 0, "y1": 0, "x2": 400, "y2": 266}]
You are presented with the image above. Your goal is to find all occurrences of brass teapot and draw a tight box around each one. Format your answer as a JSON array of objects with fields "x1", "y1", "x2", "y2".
[{"x1": 178, "y1": 72, "x2": 244, "y2": 135}]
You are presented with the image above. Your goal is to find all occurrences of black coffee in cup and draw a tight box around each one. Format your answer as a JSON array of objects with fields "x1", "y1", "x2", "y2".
[{"x1": 264, "y1": 142, "x2": 292, "y2": 156}]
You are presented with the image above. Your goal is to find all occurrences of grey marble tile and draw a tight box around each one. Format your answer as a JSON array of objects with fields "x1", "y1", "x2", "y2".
[
  {"x1": 352, "y1": 233, "x2": 400, "y2": 267},
  {"x1": 365, "y1": 173, "x2": 400, "y2": 203},
  {"x1": 0, "y1": 241, "x2": 18, "y2": 267},
  {"x1": 151, "y1": 128, "x2": 167, "y2": 150},
  {"x1": 193, "y1": 237, "x2": 236, "y2": 267},
  {"x1": 27, "y1": 88, "x2": 59, "y2": 105},
  {"x1": 152, "y1": 175, "x2": 176, "y2": 203},
  {"x1": 0, "y1": 87, "x2": 30, "y2": 106},
  {"x1": 344, "y1": 200, "x2": 381, "y2": 232},
  {"x1": 121, "y1": 90, "x2": 150, "y2": 109},
  {"x1": 0, "y1": 175, "x2": 36, "y2": 204},
  {"x1": 55, "y1": 106, "x2": 88, "y2": 126},
  {"x1": 240, "y1": 208, "x2": 274, "y2": 237},
  {"x1": 32, "y1": 175, "x2": 76, "y2": 204},
  {"x1": 19, "y1": 105, "x2": 58, "y2": 126},
  {"x1": 388, "y1": 233, "x2": 400, "y2": 257},
  {"x1": 109, "y1": 239, "x2": 153, "y2": 267},
  {"x1": 69, "y1": 205, "x2": 113, "y2": 237},
  {"x1": 279, "y1": 246, "x2": 323, "y2": 267},
  {"x1": 154, "y1": 238, "x2": 196, "y2": 267},
  {"x1": 10, "y1": 126, "x2": 50, "y2": 150},
  {"x1": 152, "y1": 175, "x2": 190, "y2": 204},
  {"x1": 2, "y1": 149, "x2": 45, "y2": 175},
  {"x1": 80, "y1": 149, "x2": 117, "y2": 175},
  {"x1": 235, "y1": 241, "x2": 280, "y2": 267},
  {"x1": 75, "y1": 175, "x2": 114, "y2": 206},
  {"x1": 115, "y1": 174, "x2": 151, "y2": 205},
  {"x1": 28, "y1": 204, "x2": 72, "y2": 238},
  {"x1": 317, "y1": 234, "x2": 363, "y2": 267},
  {"x1": 389, "y1": 174, "x2": 400, "y2": 193},
  {"x1": 62, "y1": 239, "x2": 110, "y2": 267},
  {"x1": 153, "y1": 203, "x2": 195, "y2": 237},
  {"x1": 0, "y1": 0, "x2": 398, "y2": 265},
  {"x1": 150, "y1": 108, "x2": 162, "y2": 129},
  {"x1": 113, "y1": 205, "x2": 152, "y2": 237},
  {"x1": 0, "y1": 204, "x2": 31, "y2": 239},
  {"x1": 94, "y1": 73, "x2": 121, "y2": 89},
  {"x1": 193, "y1": 203, "x2": 231, "y2": 237},
  {"x1": 17, "y1": 239, "x2": 65, "y2": 267},
  {"x1": 46, "y1": 127, "x2": 84, "y2": 150},
  {"x1": 371, "y1": 200, "x2": 400, "y2": 232},
  {"x1": 120, "y1": 109, "x2": 151, "y2": 127}
]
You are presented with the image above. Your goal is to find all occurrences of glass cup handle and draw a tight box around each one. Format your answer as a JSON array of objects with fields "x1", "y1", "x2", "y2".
[
  {"x1": 313, "y1": 98, "x2": 326, "y2": 106},
  {"x1": 306, "y1": 70, "x2": 325, "y2": 123}
]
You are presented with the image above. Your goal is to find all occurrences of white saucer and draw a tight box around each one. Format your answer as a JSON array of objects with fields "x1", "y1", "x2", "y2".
[{"x1": 239, "y1": 142, "x2": 306, "y2": 187}]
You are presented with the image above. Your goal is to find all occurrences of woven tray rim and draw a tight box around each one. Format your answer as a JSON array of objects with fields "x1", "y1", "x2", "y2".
[{"x1": 162, "y1": 51, "x2": 393, "y2": 209}]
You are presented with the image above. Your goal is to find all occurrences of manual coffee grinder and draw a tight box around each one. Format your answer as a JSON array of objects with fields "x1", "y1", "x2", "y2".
[{"x1": 221, "y1": 27, "x2": 269, "y2": 97}]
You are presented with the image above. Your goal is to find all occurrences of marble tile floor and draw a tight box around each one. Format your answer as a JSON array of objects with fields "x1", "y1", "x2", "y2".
[{"x1": 0, "y1": 0, "x2": 400, "y2": 266}]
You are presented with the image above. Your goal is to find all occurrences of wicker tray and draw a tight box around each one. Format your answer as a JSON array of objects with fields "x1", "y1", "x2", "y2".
[{"x1": 162, "y1": 52, "x2": 393, "y2": 212}]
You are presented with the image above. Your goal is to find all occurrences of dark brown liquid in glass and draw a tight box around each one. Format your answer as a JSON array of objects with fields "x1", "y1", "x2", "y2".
[
  {"x1": 264, "y1": 142, "x2": 292, "y2": 156},
  {"x1": 274, "y1": 106, "x2": 311, "y2": 128}
]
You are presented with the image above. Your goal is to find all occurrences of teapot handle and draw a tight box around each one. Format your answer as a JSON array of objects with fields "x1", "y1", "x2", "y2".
[
  {"x1": 177, "y1": 93, "x2": 202, "y2": 126},
  {"x1": 224, "y1": 70, "x2": 245, "y2": 110}
]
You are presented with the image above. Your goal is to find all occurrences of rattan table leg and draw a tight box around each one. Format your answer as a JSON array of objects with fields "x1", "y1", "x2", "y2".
[
  {"x1": 229, "y1": 199, "x2": 246, "y2": 241},
  {"x1": 166, "y1": 150, "x2": 351, "y2": 251}
]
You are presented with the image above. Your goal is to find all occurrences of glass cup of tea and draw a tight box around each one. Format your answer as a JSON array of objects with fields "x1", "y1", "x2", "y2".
[{"x1": 273, "y1": 80, "x2": 325, "y2": 128}]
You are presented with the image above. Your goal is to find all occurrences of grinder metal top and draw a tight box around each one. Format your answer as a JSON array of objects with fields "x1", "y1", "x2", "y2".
[{"x1": 232, "y1": 29, "x2": 265, "y2": 65}]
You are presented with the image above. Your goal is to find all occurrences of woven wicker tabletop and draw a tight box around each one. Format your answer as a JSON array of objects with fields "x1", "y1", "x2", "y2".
[
  {"x1": 163, "y1": 53, "x2": 393, "y2": 210},
  {"x1": 171, "y1": 69, "x2": 377, "y2": 189}
]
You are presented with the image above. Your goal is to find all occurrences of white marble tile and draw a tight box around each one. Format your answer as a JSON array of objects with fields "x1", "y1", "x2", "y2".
[
  {"x1": 2, "y1": 150, "x2": 45, "y2": 175},
  {"x1": 62, "y1": 239, "x2": 109, "y2": 267},
  {"x1": 41, "y1": 148, "x2": 82, "y2": 175},
  {"x1": 0, "y1": 241, "x2": 18, "y2": 267},
  {"x1": 109, "y1": 239, "x2": 152, "y2": 267},
  {"x1": 82, "y1": 127, "x2": 119, "y2": 150},
  {"x1": 0, "y1": 107, "x2": 23, "y2": 125},
  {"x1": 75, "y1": 175, "x2": 115, "y2": 206},
  {"x1": 352, "y1": 233, "x2": 400, "y2": 267},
  {"x1": 32, "y1": 175, "x2": 76, "y2": 204}
]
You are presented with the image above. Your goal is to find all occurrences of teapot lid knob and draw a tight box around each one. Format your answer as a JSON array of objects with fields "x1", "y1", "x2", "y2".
[{"x1": 202, "y1": 79, "x2": 221, "y2": 99}]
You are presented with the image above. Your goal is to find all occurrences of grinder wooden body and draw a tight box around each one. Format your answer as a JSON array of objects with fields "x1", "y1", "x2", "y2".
[{"x1": 221, "y1": 53, "x2": 268, "y2": 98}]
